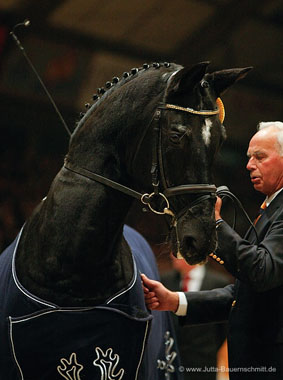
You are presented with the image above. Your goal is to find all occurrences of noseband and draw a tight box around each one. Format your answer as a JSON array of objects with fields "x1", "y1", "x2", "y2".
[{"x1": 64, "y1": 102, "x2": 220, "y2": 228}]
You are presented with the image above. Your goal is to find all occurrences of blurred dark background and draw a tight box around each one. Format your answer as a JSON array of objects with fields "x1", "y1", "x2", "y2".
[{"x1": 0, "y1": 0, "x2": 282, "y2": 265}]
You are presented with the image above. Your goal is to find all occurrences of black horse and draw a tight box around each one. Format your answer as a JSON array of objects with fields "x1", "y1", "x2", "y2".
[{"x1": 0, "y1": 62, "x2": 250, "y2": 379}]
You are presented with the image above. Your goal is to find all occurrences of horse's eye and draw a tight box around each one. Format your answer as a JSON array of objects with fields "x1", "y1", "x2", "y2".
[
  {"x1": 201, "y1": 80, "x2": 209, "y2": 88},
  {"x1": 169, "y1": 133, "x2": 181, "y2": 144}
]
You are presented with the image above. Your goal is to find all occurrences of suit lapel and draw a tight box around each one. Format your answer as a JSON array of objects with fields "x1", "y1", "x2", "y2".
[{"x1": 245, "y1": 190, "x2": 283, "y2": 243}]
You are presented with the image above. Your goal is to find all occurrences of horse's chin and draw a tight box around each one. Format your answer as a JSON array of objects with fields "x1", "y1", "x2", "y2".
[
  {"x1": 182, "y1": 253, "x2": 208, "y2": 266},
  {"x1": 171, "y1": 239, "x2": 217, "y2": 265},
  {"x1": 173, "y1": 250, "x2": 208, "y2": 265}
]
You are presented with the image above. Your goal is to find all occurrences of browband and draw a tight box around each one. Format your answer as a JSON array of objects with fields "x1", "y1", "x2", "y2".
[{"x1": 165, "y1": 97, "x2": 225, "y2": 123}]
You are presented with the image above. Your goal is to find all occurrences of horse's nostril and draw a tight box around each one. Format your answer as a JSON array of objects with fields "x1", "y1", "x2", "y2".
[{"x1": 183, "y1": 236, "x2": 196, "y2": 251}]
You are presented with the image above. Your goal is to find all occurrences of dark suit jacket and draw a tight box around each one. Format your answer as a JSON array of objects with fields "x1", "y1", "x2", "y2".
[
  {"x1": 182, "y1": 189, "x2": 283, "y2": 379},
  {"x1": 162, "y1": 266, "x2": 231, "y2": 380}
]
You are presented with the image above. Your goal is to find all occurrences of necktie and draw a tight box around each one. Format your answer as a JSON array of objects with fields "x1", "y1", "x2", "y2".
[{"x1": 254, "y1": 201, "x2": 267, "y2": 225}]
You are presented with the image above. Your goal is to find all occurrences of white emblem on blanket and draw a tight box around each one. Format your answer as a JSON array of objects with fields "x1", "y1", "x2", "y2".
[
  {"x1": 157, "y1": 331, "x2": 177, "y2": 379},
  {"x1": 57, "y1": 352, "x2": 83, "y2": 380},
  {"x1": 93, "y1": 347, "x2": 125, "y2": 380},
  {"x1": 57, "y1": 347, "x2": 124, "y2": 380}
]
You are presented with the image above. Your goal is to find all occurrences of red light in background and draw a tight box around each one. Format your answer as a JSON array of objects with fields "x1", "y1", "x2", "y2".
[{"x1": 0, "y1": 25, "x2": 8, "y2": 56}]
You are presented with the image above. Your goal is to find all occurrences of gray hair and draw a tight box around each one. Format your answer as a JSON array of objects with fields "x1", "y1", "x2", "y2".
[{"x1": 257, "y1": 121, "x2": 283, "y2": 156}]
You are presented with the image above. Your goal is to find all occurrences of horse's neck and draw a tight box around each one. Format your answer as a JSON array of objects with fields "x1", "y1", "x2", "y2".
[
  {"x1": 16, "y1": 167, "x2": 134, "y2": 306},
  {"x1": 15, "y1": 75, "x2": 165, "y2": 306}
]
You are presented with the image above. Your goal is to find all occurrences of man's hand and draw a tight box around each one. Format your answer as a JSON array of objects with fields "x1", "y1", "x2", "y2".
[{"x1": 141, "y1": 273, "x2": 179, "y2": 312}]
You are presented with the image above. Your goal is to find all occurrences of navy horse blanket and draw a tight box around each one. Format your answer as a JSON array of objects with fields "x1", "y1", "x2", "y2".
[{"x1": 0, "y1": 225, "x2": 182, "y2": 380}]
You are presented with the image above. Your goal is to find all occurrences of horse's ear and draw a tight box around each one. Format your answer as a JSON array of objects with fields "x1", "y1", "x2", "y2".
[
  {"x1": 207, "y1": 67, "x2": 253, "y2": 96},
  {"x1": 166, "y1": 61, "x2": 210, "y2": 97}
]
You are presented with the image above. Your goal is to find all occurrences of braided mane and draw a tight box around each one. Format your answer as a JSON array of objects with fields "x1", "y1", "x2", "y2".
[{"x1": 77, "y1": 62, "x2": 177, "y2": 124}]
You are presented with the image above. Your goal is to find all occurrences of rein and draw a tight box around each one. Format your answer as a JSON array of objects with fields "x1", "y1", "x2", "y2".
[{"x1": 216, "y1": 186, "x2": 259, "y2": 244}]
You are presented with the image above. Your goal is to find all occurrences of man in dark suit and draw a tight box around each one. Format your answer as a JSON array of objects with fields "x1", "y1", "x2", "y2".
[
  {"x1": 142, "y1": 121, "x2": 283, "y2": 379},
  {"x1": 161, "y1": 258, "x2": 231, "y2": 380}
]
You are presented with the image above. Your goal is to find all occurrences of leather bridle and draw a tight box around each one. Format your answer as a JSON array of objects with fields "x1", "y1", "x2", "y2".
[
  {"x1": 146, "y1": 104, "x2": 218, "y2": 215},
  {"x1": 64, "y1": 102, "x2": 220, "y2": 234}
]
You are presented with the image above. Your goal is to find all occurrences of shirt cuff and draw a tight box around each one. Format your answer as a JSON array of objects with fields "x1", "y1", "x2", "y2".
[
  {"x1": 175, "y1": 292, "x2": 188, "y2": 316},
  {"x1": 216, "y1": 218, "x2": 224, "y2": 228}
]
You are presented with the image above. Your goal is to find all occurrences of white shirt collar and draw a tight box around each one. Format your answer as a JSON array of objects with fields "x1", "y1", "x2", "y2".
[{"x1": 265, "y1": 188, "x2": 283, "y2": 207}]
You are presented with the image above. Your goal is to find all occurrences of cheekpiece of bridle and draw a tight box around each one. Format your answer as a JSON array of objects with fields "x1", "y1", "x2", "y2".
[
  {"x1": 139, "y1": 102, "x2": 221, "y2": 221},
  {"x1": 64, "y1": 100, "x2": 222, "y2": 223}
]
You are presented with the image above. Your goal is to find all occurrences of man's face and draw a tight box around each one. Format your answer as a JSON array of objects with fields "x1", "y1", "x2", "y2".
[{"x1": 246, "y1": 127, "x2": 283, "y2": 196}]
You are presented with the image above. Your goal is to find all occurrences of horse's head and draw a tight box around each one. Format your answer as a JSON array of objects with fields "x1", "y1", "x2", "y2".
[
  {"x1": 68, "y1": 61, "x2": 251, "y2": 265},
  {"x1": 160, "y1": 62, "x2": 251, "y2": 264},
  {"x1": 130, "y1": 62, "x2": 251, "y2": 264}
]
